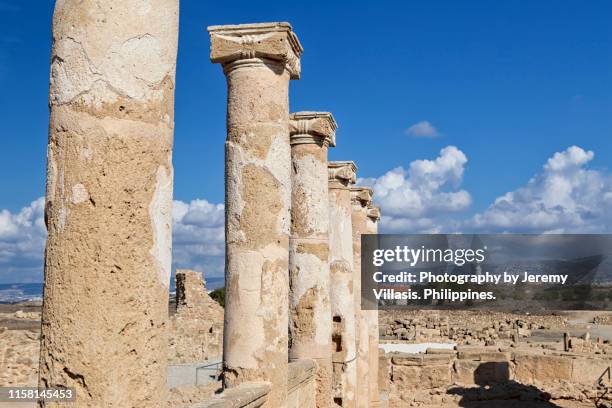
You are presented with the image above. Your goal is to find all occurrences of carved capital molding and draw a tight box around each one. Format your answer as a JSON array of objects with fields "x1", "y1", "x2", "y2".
[
  {"x1": 350, "y1": 186, "x2": 373, "y2": 207},
  {"x1": 208, "y1": 22, "x2": 303, "y2": 79},
  {"x1": 328, "y1": 161, "x2": 357, "y2": 186},
  {"x1": 366, "y1": 205, "x2": 381, "y2": 221},
  {"x1": 289, "y1": 111, "x2": 337, "y2": 147}
]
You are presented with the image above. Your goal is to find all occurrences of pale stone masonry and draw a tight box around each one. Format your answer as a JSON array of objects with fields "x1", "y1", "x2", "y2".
[
  {"x1": 208, "y1": 22, "x2": 303, "y2": 408},
  {"x1": 39, "y1": 1, "x2": 179, "y2": 407},
  {"x1": 365, "y1": 205, "x2": 382, "y2": 407},
  {"x1": 350, "y1": 187, "x2": 374, "y2": 408},
  {"x1": 289, "y1": 112, "x2": 337, "y2": 408},
  {"x1": 328, "y1": 161, "x2": 358, "y2": 408},
  {"x1": 169, "y1": 270, "x2": 224, "y2": 364}
]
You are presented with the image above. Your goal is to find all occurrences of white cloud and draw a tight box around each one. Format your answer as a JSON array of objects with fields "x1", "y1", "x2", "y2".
[
  {"x1": 0, "y1": 198, "x2": 46, "y2": 283},
  {"x1": 360, "y1": 146, "x2": 471, "y2": 233},
  {"x1": 171, "y1": 199, "x2": 225, "y2": 278},
  {"x1": 405, "y1": 120, "x2": 439, "y2": 138},
  {"x1": 0, "y1": 197, "x2": 226, "y2": 283},
  {"x1": 470, "y1": 146, "x2": 612, "y2": 233},
  {"x1": 362, "y1": 145, "x2": 612, "y2": 234}
]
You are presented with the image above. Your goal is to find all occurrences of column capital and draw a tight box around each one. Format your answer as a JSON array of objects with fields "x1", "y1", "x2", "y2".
[
  {"x1": 328, "y1": 161, "x2": 356, "y2": 186},
  {"x1": 208, "y1": 22, "x2": 303, "y2": 79},
  {"x1": 290, "y1": 111, "x2": 337, "y2": 147},
  {"x1": 366, "y1": 205, "x2": 381, "y2": 221},
  {"x1": 350, "y1": 186, "x2": 373, "y2": 207}
]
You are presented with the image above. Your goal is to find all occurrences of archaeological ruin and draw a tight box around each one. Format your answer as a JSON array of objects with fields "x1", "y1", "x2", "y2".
[
  {"x1": 0, "y1": 2, "x2": 604, "y2": 408},
  {"x1": 35, "y1": 4, "x2": 386, "y2": 406}
]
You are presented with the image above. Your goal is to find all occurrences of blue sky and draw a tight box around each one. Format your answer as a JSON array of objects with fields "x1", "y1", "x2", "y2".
[{"x1": 1, "y1": 0, "x2": 611, "y2": 282}]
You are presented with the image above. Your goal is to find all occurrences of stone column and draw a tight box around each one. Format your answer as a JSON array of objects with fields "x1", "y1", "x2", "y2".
[
  {"x1": 365, "y1": 205, "x2": 382, "y2": 407},
  {"x1": 39, "y1": 2, "x2": 178, "y2": 407},
  {"x1": 328, "y1": 161, "x2": 357, "y2": 408},
  {"x1": 289, "y1": 112, "x2": 337, "y2": 408},
  {"x1": 350, "y1": 187, "x2": 373, "y2": 408},
  {"x1": 208, "y1": 23, "x2": 303, "y2": 408}
]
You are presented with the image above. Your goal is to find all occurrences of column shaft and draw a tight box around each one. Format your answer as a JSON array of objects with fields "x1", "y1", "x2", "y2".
[
  {"x1": 365, "y1": 206, "x2": 382, "y2": 406},
  {"x1": 328, "y1": 162, "x2": 357, "y2": 408},
  {"x1": 350, "y1": 187, "x2": 373, "y2": 408},
  {"x1": 40, "y1": 1, "x2": 179, "y2": 407},
  {"x1": 209, "y1": 23, "x2": 303, "y2": 408},
  {"x1": 289, "y1": 112, "x2": 337, "y2": 408}
]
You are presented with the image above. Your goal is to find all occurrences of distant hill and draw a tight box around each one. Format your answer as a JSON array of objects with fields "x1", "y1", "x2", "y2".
[{"x1": 0, "y1": 276, "x2": 225, "y2": 304}]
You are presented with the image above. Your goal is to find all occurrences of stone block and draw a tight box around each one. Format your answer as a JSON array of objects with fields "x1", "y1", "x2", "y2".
[
  {"x1": 514, "y1": 353, "x2": 572, "y2": 383},
  {"x1": 453, "y1": 360, "x2": 511, "y2": 385},
  {"x1": 571, "y1": 356, "x2": 612, "y2": 385},
  {"x1": 391, "y1": 363, "x2": 451, "y2": 390},
  {"x1": 190, "y1": 382, "x2": 270, "y2": 408}
]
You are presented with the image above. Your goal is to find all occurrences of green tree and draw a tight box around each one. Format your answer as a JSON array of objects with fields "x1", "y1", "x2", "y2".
[{"x1": 210, "y1": 287, "x2": 225, "y2": 307}]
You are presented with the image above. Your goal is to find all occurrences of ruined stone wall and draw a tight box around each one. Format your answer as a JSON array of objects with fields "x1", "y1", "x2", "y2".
[
  {"x1": 380, "y1": 310, "x2": 566, "y2": 345},
  {"x1": 168, "y1": 270, "x2": 224, "y2": 364},
  {"x1": 0, "y1": 326, "x2": 39, "y2": 386},
  {"x1": 382, "y1": 349, "x2": 612, "y2": 407}
]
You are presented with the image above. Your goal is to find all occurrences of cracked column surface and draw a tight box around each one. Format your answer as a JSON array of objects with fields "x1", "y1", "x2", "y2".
[
  {"x1": 39, "y1": 1, "x2": 179, "y2": 407},
  {"x1": 328, "y1": 161, "x2": 357, "y2": 408},
  {"x1": 208, "y1": 22, "x2": 303, "y2": 408},
  {"x1": 289, "y1": 112, "x2": 337, "y2": 408},
  {"x1": 365, "y1": 205, "x2": 382, "y2": 407},
  {"x1": 350, "y1": 187, "x2": 373, "y2": 408}
]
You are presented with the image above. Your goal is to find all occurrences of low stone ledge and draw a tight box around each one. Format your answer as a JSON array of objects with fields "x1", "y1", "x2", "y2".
[
  {"x1": 188, "y1": 382, "x2": 271, "y2": 408},
  {"x1": 287, "y1": 359, "x2": 316, "y2": 392},
  {"x1": 391, "y1": 352, "x2": 453, "y2": 366},
  {"x1": 457, "y1": 351, "x2": 511, "y2": 361},
  {"x1": 426, "y1": 347, "x2": 456, "y2": 355},
  {"x1": 287, "y1": 359, "x2": 317, "y2": 408}
]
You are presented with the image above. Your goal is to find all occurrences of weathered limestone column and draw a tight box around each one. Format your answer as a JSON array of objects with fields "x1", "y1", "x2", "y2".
[
  {"x1": 350, "y1": 187, "x2": 373, "y2": 408},
  {"x1": 365, "y1": 205, "x2": 382, "y2": 407},
  {"x1": 39, "y1": 2, "x2": 178, "y2": 407},
  {"x1": 209, "y1": 23, "x2": 303, "y2": 407},
  {"x1": 289, "y1": 112, "x2": 337, "y2": 408},
  {"x1": 328, "y1": 161, "x2": 358, "y2": 408}
]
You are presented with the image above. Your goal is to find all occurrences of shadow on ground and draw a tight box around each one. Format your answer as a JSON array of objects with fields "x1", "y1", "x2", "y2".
[{"x1": 447, "y1": 361, "x2": 564, "y2": 407}]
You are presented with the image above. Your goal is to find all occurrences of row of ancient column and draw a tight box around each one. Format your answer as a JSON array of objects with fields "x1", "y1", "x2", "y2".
[
  {"x1": 209, "y1": 23, "x2": 382, "y2": 408},
  {"x1": 39, "y1": 3, "x2": 380, "y2": 406}
]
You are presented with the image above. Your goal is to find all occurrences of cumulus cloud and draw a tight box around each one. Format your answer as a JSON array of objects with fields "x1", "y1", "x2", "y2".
[
  {"x1": 172, "y1": 199, "x2": 225, "y2": 278},
  {"x1": 0, "y1": 198, "x2": 46, "y2": 283},
  {"x1": 405, "y1": 120, "x2": 439, "y2": 138},
  {"x1": 0, "y1": 197, "x2": 226, "y2": 283},
  {"x1": 470, "y1": 146, "x2": 612, "y2": 233},
  {"x1": 360, "y1": 146, "x2": 471, "y2": 233},
  {"x1": 362, "y1": 145, "x2": 612, "y2": 234}
]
